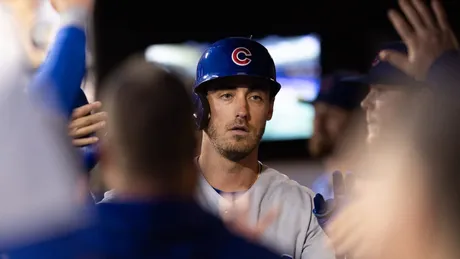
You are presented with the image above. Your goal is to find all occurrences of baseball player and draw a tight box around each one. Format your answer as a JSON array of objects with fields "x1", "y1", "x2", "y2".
[
  {"x1": 312, "y1": 43, "x2": 453, "y2": 230},
  {"x1": 192, "y1": 37, "x2": 335, "y2": 259},
  {"x1": 326, "y1": 0, "x2": 460, "y2": 257},
  {"x1": 309, "y1": 42, "x2": 427, "y2": 229},
  {"x1": 6, "y1": 56, "x2": 282, "y2": 259}
]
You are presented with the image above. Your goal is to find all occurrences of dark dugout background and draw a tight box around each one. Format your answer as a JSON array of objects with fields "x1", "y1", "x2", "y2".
[{"x1": 93, "y1": 0, "x2": 460, "y2": 160}]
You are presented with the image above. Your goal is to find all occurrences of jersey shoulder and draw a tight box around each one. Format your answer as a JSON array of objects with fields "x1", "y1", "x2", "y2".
[{"x1": 258, "y1": 166, "x2": 316, "y2": 211}]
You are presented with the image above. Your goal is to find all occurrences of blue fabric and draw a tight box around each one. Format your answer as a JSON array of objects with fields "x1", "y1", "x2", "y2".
[
  {"x1": 30, "y1": 26, "x2": 87, "y2": 118},
  {"x1": 6, "y1": 201, "x2": 280, "y2": 259}
]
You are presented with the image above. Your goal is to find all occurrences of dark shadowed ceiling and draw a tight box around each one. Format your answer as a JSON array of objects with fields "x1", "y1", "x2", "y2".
[{"x1": 94, "y1": 0, "x2": 460, "y2": 82}]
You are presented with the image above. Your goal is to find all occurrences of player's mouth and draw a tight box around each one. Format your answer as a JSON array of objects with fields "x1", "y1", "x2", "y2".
[{"x1": 229, "y1": 125, "x2": 249, "y2": 134}]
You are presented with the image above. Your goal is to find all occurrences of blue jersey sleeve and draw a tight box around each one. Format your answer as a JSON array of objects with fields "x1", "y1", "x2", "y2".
[
  {"x1": 28, "y1": 18, "x2": 97, "y2": 172},
  {"x1": 29, "y1": 25, "x2": 87, "y2": 118}
]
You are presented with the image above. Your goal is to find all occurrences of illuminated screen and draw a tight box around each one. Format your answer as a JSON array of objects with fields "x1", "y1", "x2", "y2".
[{"x1": 145, "y1": 34, "x2": 320, "y2": 141}]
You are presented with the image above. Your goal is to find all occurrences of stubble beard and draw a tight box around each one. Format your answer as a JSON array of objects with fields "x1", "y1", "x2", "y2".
[{"x1": 205, "y1": 122, "x2": 265, "y2": 162}]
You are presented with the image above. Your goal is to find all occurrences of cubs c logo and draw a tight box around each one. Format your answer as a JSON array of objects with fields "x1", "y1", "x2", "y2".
[{"x1": 231, "y1": 47, "x2": 252, "y2": 66}]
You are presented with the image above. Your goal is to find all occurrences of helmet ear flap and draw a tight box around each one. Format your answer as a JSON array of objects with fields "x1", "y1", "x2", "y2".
[{"x1": 193, "y1": 92, "x2": 210, "y2": 130}]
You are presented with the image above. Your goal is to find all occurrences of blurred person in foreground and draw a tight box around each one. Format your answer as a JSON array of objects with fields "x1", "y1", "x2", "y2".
[
  {"x1": 349, "y1": 41, "x2": 429, "y2": 145},
  {"x1": 3, "y1": 0, "x2": 104, "y2": 174},
  {"x1": 98, "y1": 63, "x2": 200, "y2": 202},
  {"x1": 0, "y1": 0, "x2": 100, "y2": 182},
  {"x1": 313, "y1": 0, "x2": 460, "y2": 228},
  {"x1": 323, "y1": 91, "x2": 460, "y2": 259},
  {"x1": 7, "y1": 56, "x2": 282, "y2": 259},
  {"x1": 326, "y1": 0, "x2": 460, "y2": 258},
  {"x1": 0, "y1": 2, "x2": 88, "y2": 250},
  {"x1": 310, "y1": 41, "x2": 430, "y2": 227}
]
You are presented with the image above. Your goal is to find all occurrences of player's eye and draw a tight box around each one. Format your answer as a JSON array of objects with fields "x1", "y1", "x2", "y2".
[
  {"x1": 220, "y1": 93, "x2": 233, "y2": 100},
  {"x1": 250, "y1": 95, "x2": 263, "y2": 101}
]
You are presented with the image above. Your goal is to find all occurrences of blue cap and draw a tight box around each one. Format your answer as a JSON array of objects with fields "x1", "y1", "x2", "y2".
[
  {"x1": 300, "y1": 72, "x2": 368, "y2": 111},
  {"x1": 192, "y1": 37, "x2": 281, "y2": 130},
  {"x1": 343, "y1": 42, "x2": 423, "y2": 87},
  {"x1": 194, "y1": 37, "x2": 280, "y2": 95}
]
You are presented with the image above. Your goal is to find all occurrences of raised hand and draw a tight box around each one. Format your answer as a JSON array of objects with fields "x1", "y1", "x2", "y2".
[{"x1": 380, "y1": 0, "x2": 458, "y2": 80}]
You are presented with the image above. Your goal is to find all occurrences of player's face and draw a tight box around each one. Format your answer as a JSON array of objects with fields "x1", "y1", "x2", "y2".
[
  {"x1": 309, "y1": 102, "x2": 351, "y2": 158},
  {"x1": 361, "y1": 84, "x2": 409, "y2": 144},
  {"x1": 205, "y1": 81, "x2": 274, "y2": 162}
]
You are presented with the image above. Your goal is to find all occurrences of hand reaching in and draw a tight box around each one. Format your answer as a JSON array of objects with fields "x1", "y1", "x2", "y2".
[{"x1": 380, "y1": 0, "x2": 458, "y2": 80}]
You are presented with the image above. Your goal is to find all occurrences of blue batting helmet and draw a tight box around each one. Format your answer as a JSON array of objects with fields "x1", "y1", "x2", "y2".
[{"x1": 193, "y1": 37, "x2": 281, "y2": 129}]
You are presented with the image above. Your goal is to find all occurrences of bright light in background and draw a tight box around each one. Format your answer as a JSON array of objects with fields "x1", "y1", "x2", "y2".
[
  {"x1": 145, "y1": 45, "x2": 202, "y2": 75},
  {"x1": 277, "y1": 77, "x2": 317, "y2": 101},
  {"x1": 264, "y1": 35, "x2": 320, "y2": 65},
  {"x1": 144, "y1": 35, "x2": 320, "y2": 73}
]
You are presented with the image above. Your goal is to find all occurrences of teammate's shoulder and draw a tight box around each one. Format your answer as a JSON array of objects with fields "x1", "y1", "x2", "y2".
[{"x1": 261, "y1": 165, "x2": 315, "y2": 195}]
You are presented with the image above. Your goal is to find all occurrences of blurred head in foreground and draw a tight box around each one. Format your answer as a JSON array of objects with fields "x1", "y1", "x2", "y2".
[
  {"x1": 0, "y1": 3, "x2": 91, "y2": 247},
  {"x1": 160, "y1": 63, "x2": 202, "y2": 156},
  {"x1": 347, "y1": 42, "x2": 427, "y2": 145},
  {"x1": 300, "y1": 72, "x2": 368, "y2": 159},
  {"x1": 98, "y1": 56, "x2": 197, "y2": 198}
]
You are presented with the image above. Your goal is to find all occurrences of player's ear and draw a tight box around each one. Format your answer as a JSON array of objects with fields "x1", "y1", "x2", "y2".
[{"x1": 267, "y1": 98, "x2": 274, "y2": 121}]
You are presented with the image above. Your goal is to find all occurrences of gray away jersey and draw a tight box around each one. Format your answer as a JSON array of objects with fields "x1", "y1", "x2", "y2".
[
  {"x1": 99, "y1": 164, "x2": 335, "y2": 259},
  {"x1": 196, "y1": 164, "x2": 335, "y2": 259}
]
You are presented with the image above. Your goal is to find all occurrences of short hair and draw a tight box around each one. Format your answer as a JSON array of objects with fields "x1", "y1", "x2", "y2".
[{"x1": 100, "y1": 55, "x2": 196, "y2": 182}]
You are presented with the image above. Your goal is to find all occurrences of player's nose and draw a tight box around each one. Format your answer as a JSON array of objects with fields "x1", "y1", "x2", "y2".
[
  {"x1": 235, "y1": 96, "x2": 249, "y2": 119},
  {"x1": 361, "y1": 92, "x2": 373, "y2": 111}
]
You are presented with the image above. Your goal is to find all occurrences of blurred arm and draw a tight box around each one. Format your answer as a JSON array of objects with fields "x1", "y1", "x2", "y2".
[
  {"x1": 29, "y1": 8, "x2": 98, "y2": 172},
  {"x1": 29, "y1": 7, "x2": 88, "y2": 118}
]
